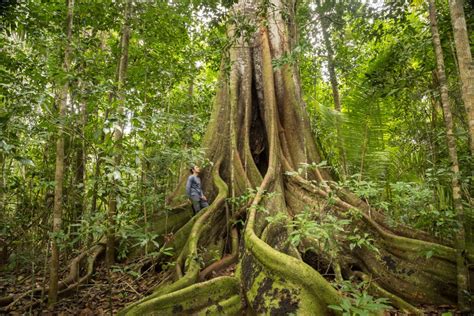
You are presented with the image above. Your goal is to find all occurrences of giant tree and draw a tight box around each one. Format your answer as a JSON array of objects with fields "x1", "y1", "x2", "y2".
[{"x1": 118, "y1": 0, "x2": 472, "y2": 314}]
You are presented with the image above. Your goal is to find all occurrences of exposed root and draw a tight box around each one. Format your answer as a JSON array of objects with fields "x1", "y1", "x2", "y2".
[
  {"x1": 199, "y1": 228, "x2": 239, "y2": 281},
  {"x1": 353, "y1": 271, "x2": 423, "y2": 315},
  {"x1": 243, "y1": 192, "x2": 343, "y2": 314},
  {"x1": 1, "y1": 240, "x2": 105, "y2": 312},
  {"x1": 118, "y1": 276, "x2": 240, "y2": 315},
  {"x1": 117, "y1": 0, "x2": 468, "y2": 313},
  {"x1": 58, "y1": 242, "x2": 105, "y2": 296},
  {"x1": 119, "y1": 162, "x2": 229, "y2": 314}
]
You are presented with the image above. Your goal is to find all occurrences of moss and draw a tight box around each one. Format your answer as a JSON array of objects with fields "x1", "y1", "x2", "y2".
[
  {"x1": 121, "y1": 2, "x2": 465, "y2": 314},
  {"x1": 119, "y1": 166, "x2": 230, "y2": 315},
  {"x1": 171, "y1": 304, "x2": 183, "y2": 314},
  {"x1": 120, "y1": 276, "x2": 240, "y2": 316},
  {"x1": 200, "y1": 295, "x2": 242, "y2": 316},
  {"x1": 200, "y1": 239, "x2": 225, "y2": 267},
  {"x1": 358, "y1": 247, "x2": 456, "y2": 304},
  {"x1": 269, "y1": 288, "x2": 300, "y2": 316},
  {"x1": 241, "y1": 254, "x2": 264, "y2": 307},
  {"x1": 252, "y1": 276, "x2": 274, "y2": 313}
]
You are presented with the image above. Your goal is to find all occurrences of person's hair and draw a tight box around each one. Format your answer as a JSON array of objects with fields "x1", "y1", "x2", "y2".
[{"x1": 189, "y1": 165, "x2": 195, "y2": 174}]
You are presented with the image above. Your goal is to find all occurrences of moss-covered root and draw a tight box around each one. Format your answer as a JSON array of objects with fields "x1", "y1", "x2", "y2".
[
  {"x1": 242, "y1": 233, "x2": 343, "y2": 315},
  {"x1": 242, "y1": 205, "x2": 343, "y2": 315},
  {"x1": 118, "y1": 276, "x2": 241, "y2": 316},
  {"x1": 119, "y1": 163, "x2": 229, "y2": 315},
  {"x1": 353, "y1": 271, "x2": 423, "y2": 315}
]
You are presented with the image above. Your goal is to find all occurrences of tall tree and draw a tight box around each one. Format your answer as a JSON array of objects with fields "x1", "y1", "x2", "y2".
[
  {"x1": 106, "y1": 0, "x2": 131, "y2": 266},
  {"x1": 315, "y1": 0, "x2": 347, "y2": 176},
  {"x1": 316, "y1": 0, "x2": 341, "y2": 112},
  {"x1": 119, "y1": 0, "x2": 470, "y2": 314},
  {"x1": 448, "y1": 0, "x2": 474, "y2": 156},
  {"x1": 48, "y1": 0, "x2": 74, "y2": 306},
  {"x1": 428, "y1": 0, "x2": 469, "y2": 310}
]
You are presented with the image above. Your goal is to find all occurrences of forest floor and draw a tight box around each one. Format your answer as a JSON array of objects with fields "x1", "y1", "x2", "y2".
[
  {"x1": 0, "y1": 256, "x2": 239, "y2": 316},
  {"x1": 0, "y1": 260, "x2": 460, "y2": 315},
  {"x1": 0, "y1": 259, "x2": 163, "y2": 315}
]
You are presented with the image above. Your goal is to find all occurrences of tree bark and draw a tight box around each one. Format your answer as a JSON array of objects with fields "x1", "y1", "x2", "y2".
[
  {"x1": 106, "y1": 0, "x2": 131, "y2": 266},
  {"x1": 316, "y1": 1, "x2": 341, "y2": 113},
  {"x1": 71, "y1": 99, "x2": 86, "y2": 247},
  {"x1": 428, "y1": 0, "x2": 470, "y2": 310},
  {"x1": 117, "y1": 0, "x2": 471, "y2": 314},
  {"x1": 48, "y1": 0, "x2": 74, "y2": 306},
  {"x1": 448, "y1": 0, "x2": 474, "y2": 157},
  {"x1": 315, "y1": 0, "x2": 346, "y2": 176}
]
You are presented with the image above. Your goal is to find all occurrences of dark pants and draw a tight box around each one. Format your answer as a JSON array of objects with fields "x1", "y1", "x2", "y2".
[{"x1": 190, "y1": 196, "x2": 209, "y2": 214}]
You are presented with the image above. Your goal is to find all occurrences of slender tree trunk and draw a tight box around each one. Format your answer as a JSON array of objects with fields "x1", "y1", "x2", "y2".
[
  {"x1": 48, "y1": 0, "x2": 74, "y2": 306},
  {"x1": 73, "y1": 100, "x2": 86, "y2": 246},
  {"x1": 428, "y1": 0, "x2": 470, "y2": 310},
  {"x1": 448, "y1": 0, "x2": 474, "y2": 156},
  {"x1": 316, "y1": 3, "x2": 341, "y2": 112},
  {"x1": 315, "y1": 0, "x2": 346, "y2": 176},
  {"x1": 106, "y1": 0, "x2": 131, "y2": 266},
  {"x1": 0, "y1": 153, "x2": 5, "y2": 219},
  {"x1": 89, "y1": 32, "x2": 109, "y2": 221},
  {"x1": 0, "y1": 152, "x2": 6, "y2": 264}
]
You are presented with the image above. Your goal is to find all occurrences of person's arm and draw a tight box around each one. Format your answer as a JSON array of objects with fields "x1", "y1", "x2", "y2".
[
  {"x1": 198, "y1": 177, "x2": 206, "y2": 200},
  {"x1": 185, "y1": 176, "x2": 192, "y2": 197}
]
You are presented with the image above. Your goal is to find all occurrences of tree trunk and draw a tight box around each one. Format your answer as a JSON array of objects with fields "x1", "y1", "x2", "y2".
[
  {"x1": 316, "y1": 1, "x2": 341, "y2": 113},
  {"x1": 48, "y1": 0, "x2": 74, "y2": 306},
  {"x1": 72, "y1": 100, "x2": 86, "y2": 247},
  {"x1": 448, "y1": 0, "x2": 474, "y2": 157},
  {"x1": 106, "y1": 0, "x2": 131, "y2": 266},
  {"x1": 428, "y1": 0, "x2": 469, "y2": 310},
  {"x1": 315, "y1": 0, "x2": 346, "y2": 176},
  {"x1": 119, "y1": 0, "x2": 471, "y2": 314}
]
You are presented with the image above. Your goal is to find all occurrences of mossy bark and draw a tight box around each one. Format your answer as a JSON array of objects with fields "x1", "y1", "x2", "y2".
[{"x1": 120, "y1": 0, "x2": 472, "y2": 314}]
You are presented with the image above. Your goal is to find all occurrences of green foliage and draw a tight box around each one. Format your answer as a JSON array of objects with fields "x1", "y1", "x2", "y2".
[
  {"x1": 329, "y1": 278, "x2": 391, "y2": 315},
  {"x1": 347, "y1": 228, "x2": 378, "y2": 253},
  {"x1": 0, "y1": 0, "x2": 223, "y2": 271},
  {"x1": 1, "y1": 0, "x2": 472, "y2": 295},
  {"x1": 287, "y1": 208, "x2": 349, "y2": 253},
  {"x1": 117, "y1": 219, "x2": 174, "y2": 260},
  {"x1": 340, "y1": 176, "x2": 458, "y2": 238},
  {"x1": 227, "y1": 187, "x2": 257, "y2": 209},
  {"x1": 272, "y1": 44, "x2": 308, "y2": 69}
]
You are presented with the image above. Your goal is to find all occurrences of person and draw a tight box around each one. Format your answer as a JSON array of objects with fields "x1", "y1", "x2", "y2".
[{"x1": 185, "y1": 165, "x2": 209, "y2": 214}]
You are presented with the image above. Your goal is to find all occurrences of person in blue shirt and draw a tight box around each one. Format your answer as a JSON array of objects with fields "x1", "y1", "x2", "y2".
[{"x1": 185, "y1": 165, "x2": 209, "y2": 214}]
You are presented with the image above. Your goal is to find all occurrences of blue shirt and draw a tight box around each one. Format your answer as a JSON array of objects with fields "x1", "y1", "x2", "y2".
[{"x1": 186, "y1": 175, "x2": 203, "y2": 198}]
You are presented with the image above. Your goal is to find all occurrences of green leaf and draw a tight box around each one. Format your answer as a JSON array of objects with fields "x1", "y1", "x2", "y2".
[
  {"x1": 113, "y1": 170, "x2": 121, "y2": 181},
  {"x1": 328, "y1": 305, "x2": 343, "y2": 311},
  {"x1": 425, "y1": 250, "x2": 433, "y2": 259}
]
